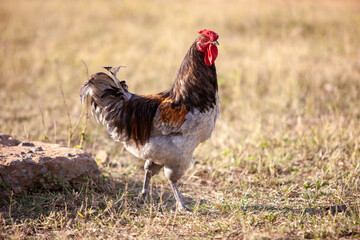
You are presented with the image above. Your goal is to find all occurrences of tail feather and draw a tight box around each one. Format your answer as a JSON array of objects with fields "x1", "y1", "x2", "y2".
[
  {"x1": 103, "y1": 65, "x2": 126, "y2": 89},
  {"x1": 80, "y1": 66, "x2": 131, "y2": 127},
  {"x1": 80, "y1": 66, "x2": 162, "y2": 145}
]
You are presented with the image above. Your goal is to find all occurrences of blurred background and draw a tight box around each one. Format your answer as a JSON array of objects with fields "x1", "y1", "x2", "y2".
[
  {"x1": 2, "y1": 1, "x2": 360, "y2": 237},
  {"x1": 0, "y1": 0, "x2": 359, "y2": 157}
]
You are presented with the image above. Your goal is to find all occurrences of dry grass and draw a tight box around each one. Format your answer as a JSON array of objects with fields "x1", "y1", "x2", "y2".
[{"x1": 1, "y1": 0, "x2": 360, "y2": 238}]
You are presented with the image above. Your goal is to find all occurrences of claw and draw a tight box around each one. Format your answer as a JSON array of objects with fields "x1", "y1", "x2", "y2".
[
  {"x1": 136, "y1": 191, "x2": 148, "y2": 204},
  {"x1": 177, "y1": 204, "x2": 192, "y2": 213},
  {"x1": 168, "y1": 180, "x2": 192, "y2": 213}
]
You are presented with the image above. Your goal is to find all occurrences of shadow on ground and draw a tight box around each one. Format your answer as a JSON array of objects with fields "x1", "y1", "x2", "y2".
[{"x1": 0, "y1": 169, "x2": 352, "y2": 227}]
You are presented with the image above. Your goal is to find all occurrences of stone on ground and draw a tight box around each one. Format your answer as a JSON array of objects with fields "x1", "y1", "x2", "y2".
[{"x1": 0, "y1": 134, "x2": 100, "y2": 193}]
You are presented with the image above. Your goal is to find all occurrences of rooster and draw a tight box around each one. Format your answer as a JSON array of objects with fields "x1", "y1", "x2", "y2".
[{"x1": 80, "y1": 29, "x2": 220, "y2": 211}]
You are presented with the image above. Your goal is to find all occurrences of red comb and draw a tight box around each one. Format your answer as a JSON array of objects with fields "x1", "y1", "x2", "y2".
[{"x1": 198, "y1": 29, "x2": 219, "y2": 41}]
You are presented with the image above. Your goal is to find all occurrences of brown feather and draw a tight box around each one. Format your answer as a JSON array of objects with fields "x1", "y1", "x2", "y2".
[
  {"x1": 80, "y1": 35, "x2": 217, "y2": 145},
  {"x1": 160, "y1": 36, "x2": 218, "y2": 113}
]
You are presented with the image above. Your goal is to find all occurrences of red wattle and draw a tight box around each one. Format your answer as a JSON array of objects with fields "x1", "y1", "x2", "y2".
[{"x1": 204, "y1": 44, "x2": 218, "y2": 66}]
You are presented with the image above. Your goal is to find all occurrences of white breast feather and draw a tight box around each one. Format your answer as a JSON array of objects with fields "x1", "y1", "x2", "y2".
[{"x1": 124, "y1": 95, "x2": 220, "y2": 172}]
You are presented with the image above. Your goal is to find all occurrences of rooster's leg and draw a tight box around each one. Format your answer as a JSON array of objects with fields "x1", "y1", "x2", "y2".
[
  {"x1": 139, "y1": 160, "x2": 163, "y2": 202},
  {"x1": 169, "y1": 180, "x2": 191, "y2": 212},
  {"x1": 139, "y1": 170, "x2": 151, "y2": 201}
]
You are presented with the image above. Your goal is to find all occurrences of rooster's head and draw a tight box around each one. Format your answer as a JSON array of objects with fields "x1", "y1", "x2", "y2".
[{"x1": 197, "y1": 29, "x2": 219, "y2": 66}]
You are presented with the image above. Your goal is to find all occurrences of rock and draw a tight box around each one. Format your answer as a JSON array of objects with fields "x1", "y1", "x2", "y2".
[
  {"x1": 20, "y1": 142, "x2": 35, "y2": 147},
  {"x1": 0, "y1": 134, "x2": 100, "y2": 193},
  {"x1": 32, "y1": 146, "x2": 43, "y2": 152},
  {"x1": 0, "y1": 134, "x2": 20, "y2": 147}
]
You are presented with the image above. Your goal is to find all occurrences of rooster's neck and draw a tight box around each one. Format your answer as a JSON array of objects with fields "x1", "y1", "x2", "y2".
[{"x1": 164, "y1": 41, "x2": 218, "y2": 112}]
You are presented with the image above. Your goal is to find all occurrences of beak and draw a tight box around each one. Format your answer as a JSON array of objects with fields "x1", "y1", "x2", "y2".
[{"x1": 211, "y1": 40, "x2": 219, "y2": 46}]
